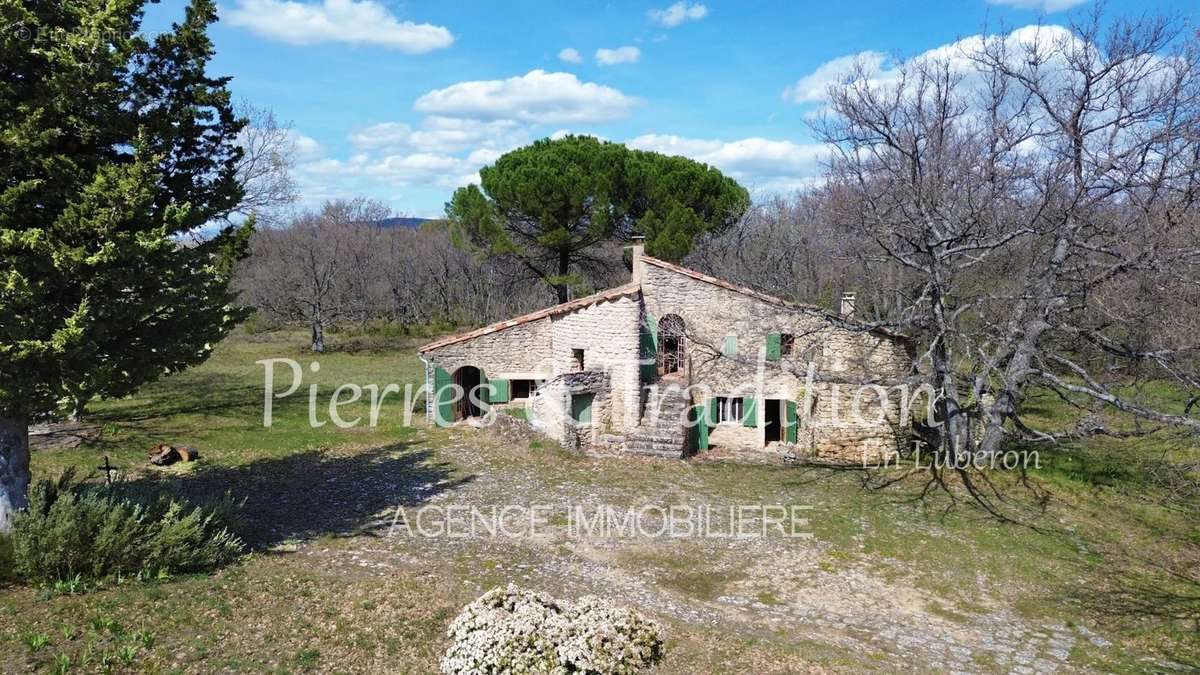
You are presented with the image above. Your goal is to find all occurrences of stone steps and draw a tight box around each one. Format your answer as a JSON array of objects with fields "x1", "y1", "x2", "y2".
[
  {"x1": 626, "y1": 440, "x2": 687, "y2": 453},
  {"x1": 624, "y1": 382, "x2": 693, "y2": 459},
  {"x1": 623, "y1": 446, "x2": 685, "y2": 460}
]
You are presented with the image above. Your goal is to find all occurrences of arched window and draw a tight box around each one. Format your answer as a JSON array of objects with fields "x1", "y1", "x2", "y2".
[{"x1": 658, "y1": 313, "x2": 686, "y2": 376}]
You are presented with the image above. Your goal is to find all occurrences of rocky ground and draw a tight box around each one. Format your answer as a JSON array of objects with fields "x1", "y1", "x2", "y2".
[{"x1": 296, "y1": 423, "x2": 1115, "y2": 674}]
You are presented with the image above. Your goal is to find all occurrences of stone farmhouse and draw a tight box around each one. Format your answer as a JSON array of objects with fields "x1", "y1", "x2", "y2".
[{"x1": 418, "y1": 243, "x2": 913, "y2": 461}]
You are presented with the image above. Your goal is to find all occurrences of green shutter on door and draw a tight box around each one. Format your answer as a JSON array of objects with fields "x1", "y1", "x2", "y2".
[
  {"x1": 693, "y1": 404, "x2": 709, "y2": 450},
  {"x1": 766, "y1": 333, "x2": 782, "y2": 361},
  {"x1": 640, "y1": 315, "x2": 658, "y2": 383},
  {"x1": 571, "y1": 394, "x2": 594, "y2": 423},
  {"x1": 433, "y1": 366, "x2": 453, "y2": 427},
  {"x1": 479, "y1": 371, "x2": 490, "y2": 411},
  {"x1": 786, "y1": 400, "x2": 799, "y2": 443},
  {"x1": 742, "y1": 396, "x2": 757, "y2": 427},
  {"x1": 490, "y1": 378, "x2": 510, "y2": 403}
]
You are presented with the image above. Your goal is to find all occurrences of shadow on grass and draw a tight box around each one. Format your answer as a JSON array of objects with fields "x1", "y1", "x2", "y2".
[
  {"x1": 87, "y1": 372, "x2": 284, "y2": 423},
  {"x1": 119, "y1": 442, "x2": 472, "y2": 549}
]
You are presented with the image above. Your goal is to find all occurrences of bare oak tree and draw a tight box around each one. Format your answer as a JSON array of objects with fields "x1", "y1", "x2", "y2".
[
  {"x1": 240, "y1": 199, "x2": 390, "y2": 352},
  {"x1": 814, "y1": 11, "x2": 1200, "y2": 504},
  {"x1": 233, "y1": 101, "x2": 300, "y2": 226}
]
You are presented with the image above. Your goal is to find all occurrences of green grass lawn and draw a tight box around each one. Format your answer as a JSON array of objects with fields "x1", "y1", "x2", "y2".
[{"x1": 1, "y1": 329, "x2": 1196, "y2": 673}]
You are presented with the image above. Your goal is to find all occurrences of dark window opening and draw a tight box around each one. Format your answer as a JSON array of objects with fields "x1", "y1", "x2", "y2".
[
  {"x1": 715, "y1": 396, "x2": 744, "y2": 424},
  {"x1": 511, "y1": 379, "x2": 538, "y2": 399},
  {"x1": 780, "y1": 334, "x2": 795, "y2": 356},
  {"x1": 572, "y1": 348, "x2": 585, "y2": 371}
]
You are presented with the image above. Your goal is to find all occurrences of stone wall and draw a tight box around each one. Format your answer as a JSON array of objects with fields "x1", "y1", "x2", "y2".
[
  {"x1": 802, "y1": 382, "x2": 906, "y2": 463},
  {"x1": 641, "y1": 262, "x2": 910, "y2": 459},
  {"x1": 549, "y1": 295, "x2": 640, "y2": 432},
  {"x1": 425, "y1": 318, "x2": 554, "y2": 378}
]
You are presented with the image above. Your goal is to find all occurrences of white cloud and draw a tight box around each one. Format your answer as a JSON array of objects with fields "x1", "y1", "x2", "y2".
[
  {"x1": 227, "y1": 0, "x2": 453, "y2": 53},
  {"x1": 629, "y1": 134, "x2": 829, "y2": 192},
  {"x1": 413, "y1": 70, "x2": 639, "y2": 124},
  {"x1": 782, "y1": 51, "x2": 889, "y2": 104},
  {"x1": 288, "y1": 132, "x2": 323, "y2": 161},
  {"x1": 648, "y1": 2, "x2": 708, "y2": 28},
  {"x1": 300, "y1": 151, "x2": 478, "y2": 192},
  {"x1": 350, "y1": 117, "x2": 526, "y2": 154},
  {"x1": 595, "y1": 46, "x2": 641, "y2": 65},
  {"x1": 558, "y1": 47, "x2": 583, "y2": 64},
  {"x1": 782, "y1": 24, "x2": 1079, "y2": 104},
  {"x1": 985, "y1": 0, "x2": 1088, "y2": 12}
]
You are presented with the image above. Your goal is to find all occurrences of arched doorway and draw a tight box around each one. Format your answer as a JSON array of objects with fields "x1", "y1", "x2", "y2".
[
  {"x1": 453, "y1": 366, "x2": 484, "y2": 420},
  {"x1": 658, "y1": 314, "x2": 686, "y2": 376}
]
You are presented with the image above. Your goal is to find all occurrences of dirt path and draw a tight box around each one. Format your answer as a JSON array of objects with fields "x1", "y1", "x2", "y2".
[{"x1": 314, "y1": 431, "x2": 1111, "y2": 673}]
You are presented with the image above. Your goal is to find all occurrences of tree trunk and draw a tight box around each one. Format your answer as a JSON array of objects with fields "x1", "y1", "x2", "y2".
[
  {"x1": 0, "y1": 414, "x2": 30, "y2": 534},
  {"x1": 312, "y1": 319, "x2": 325, "y2": 353},
  {"x1": 69, "y1": 394, "x2": 88, "y2": 422},
  {"x1": 555, "y1": 249, "x2": 570, "y2": 303}
]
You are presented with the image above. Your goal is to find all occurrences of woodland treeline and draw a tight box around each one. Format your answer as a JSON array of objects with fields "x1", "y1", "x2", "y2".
[
  {"x1": 236, "y1": 181, "x2": 1197, "y2": 372},
  {"x1": 232, "y1": 194, "x2": 857, "y2": 345}
]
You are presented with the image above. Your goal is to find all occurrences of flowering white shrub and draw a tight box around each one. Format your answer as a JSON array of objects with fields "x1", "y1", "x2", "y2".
[{"x1": 441, "y1": 585, "x2": 664, "y2": 674}]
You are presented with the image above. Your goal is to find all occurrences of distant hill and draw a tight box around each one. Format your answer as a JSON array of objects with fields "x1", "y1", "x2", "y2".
[{"x1": 374, "y1": 217, "x2": 436, "y2": 230}]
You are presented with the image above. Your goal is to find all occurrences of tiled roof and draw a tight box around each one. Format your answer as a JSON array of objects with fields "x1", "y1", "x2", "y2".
[{"x1": 417, "y1": 282, "x2": 642, "y2": 353}]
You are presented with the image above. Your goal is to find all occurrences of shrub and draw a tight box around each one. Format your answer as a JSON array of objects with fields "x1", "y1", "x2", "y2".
[
  {"x1": 0, "y1": 534, "x2": 13, "y2": 585},
  {"x1": 441, "y1": 585, "x2": 664, "y2": 675},
  {"x1": 10, "y1": 472, "x2": 244, "y2": 586}
]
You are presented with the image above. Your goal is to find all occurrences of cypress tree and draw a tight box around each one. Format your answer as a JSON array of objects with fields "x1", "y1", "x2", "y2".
[{"x1": 0, "y1": 0, "x2": 250, "y2": 530}]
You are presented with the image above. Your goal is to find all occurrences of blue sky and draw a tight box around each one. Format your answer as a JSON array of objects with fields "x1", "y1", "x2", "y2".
[{"x1": 146, "y1": 0, "x2": 1197, "y2": 217}]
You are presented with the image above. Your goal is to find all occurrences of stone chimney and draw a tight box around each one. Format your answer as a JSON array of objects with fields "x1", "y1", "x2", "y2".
[
  {"x1": 840, "y1": 291, "x2": 857, "y2": 318},
  {"x1": 628, "y1": 236, "x2": 646, "y2": 284}
]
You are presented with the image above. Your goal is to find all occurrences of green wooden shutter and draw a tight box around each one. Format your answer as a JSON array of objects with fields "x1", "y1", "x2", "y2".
[
  {"x1": 640, "y1": 314, "x2": 659, "y2": 383},
  {"x1": 693, "y1": 404, "x2": 709, "y2": 450},
  {"x1": 722, "y1": 335, "x2": 738, "y2": 357},
  {"x1": 766, "y1": 333, "x2": 782, "y2": 361},
  {"x1": 571, "y1": 394, "x2": 594, "y2": 423},
  {"x1": 478, "y1": 371, "x2": 490, "y2": 411},
  {"x1": 433, "y1": 366, "x2": 453, "y2": 427},
  {"x1": 742, "y1": 396, "x2": 757, "y2": 427},
  {"x1": 786, "y1": 400, "x2": 799, "y2": 443},
  {"x1": 490, "y1": 378, "x2": 510, "y2": 403},
  {"x1": 708, "y1": 397, "x2": 719, "y2": 424}
]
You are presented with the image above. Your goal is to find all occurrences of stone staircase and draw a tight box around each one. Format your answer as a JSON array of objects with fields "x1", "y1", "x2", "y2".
[{"x1": 624, "y1": 381, "x2": 692, "y2": 459}]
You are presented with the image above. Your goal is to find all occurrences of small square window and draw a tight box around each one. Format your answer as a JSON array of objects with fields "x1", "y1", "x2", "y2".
[
  {"x1": 714, "y1": 396, "x2": 744, "y2": 424},
  {"x1": 511, "y1": 379, "x2": 538, "y2": 399},
  {"x1": 780, "y1": 334, "x2": 795, "y2": 356},
  {"x1": 572, "y1": 348, "x2": 585, "y2": 371}
]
